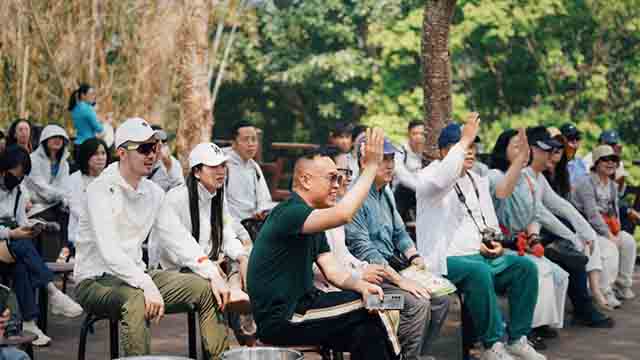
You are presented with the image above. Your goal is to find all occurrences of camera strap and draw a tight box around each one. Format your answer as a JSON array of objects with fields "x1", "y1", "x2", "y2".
[{"x1": 453, "y1": 171, "x2": 489, "y2": 234}]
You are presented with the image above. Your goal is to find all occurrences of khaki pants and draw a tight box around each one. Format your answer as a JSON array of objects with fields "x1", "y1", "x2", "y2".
[{"x1": 75, "y1": 271, "x2": 229, "y2": 358}]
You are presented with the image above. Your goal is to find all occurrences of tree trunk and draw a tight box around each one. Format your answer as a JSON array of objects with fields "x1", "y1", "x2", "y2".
[
  {"x1": 175, "y1": 0, "x2": 213, "y2": 172},
  {"x1": 422, "y1": 0, "x2": 457, "y2": 161}
]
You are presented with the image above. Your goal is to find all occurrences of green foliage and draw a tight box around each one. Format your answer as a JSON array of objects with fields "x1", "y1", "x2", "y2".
[{"x1": 215, "y1": 0, "x2": 640, "y2": 175}]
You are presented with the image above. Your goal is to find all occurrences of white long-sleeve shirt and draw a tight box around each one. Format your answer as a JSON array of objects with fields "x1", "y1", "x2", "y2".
[
  {"x1": 313, "y1": 226, "x2": 367, "y2": 292},
  {"x1": 415, "y1": 143, "x2": 501, "y2": 275},
  {"x1": 393, "y1": 143, "x2": 423, "y2": 191},
  {"x1": 0, "y1": 184, "x2": 29, "y2": 240},
  {"x1": 74, "y1": 163, "x2": 219, "y2": 297},
  {"x1": 527, "y1": 167, "x2": 596, "y2": 251},
  {"x1": 224, "y1": 148, "x2": 275, "y2": 221},
  {"x1": 24, "y1": 146, "x2": 71, "y2": 215},
  {"x1": 65, "y1": 171, "x2": 96, "y2": 245},
  {"x1": 149, "y1": 182, "x2": 247, "y2": 271},
  {"x1": 148, "y1": 156, "x2": 185, "y2": 193}
]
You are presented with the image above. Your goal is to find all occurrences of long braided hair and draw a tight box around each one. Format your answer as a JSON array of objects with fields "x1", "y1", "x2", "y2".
[{"x1": 187, "y1": 166, "x2": 224, "y2": 260}]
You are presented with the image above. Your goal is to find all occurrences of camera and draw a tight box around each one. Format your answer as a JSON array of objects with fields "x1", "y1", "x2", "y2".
[{"x1": 480, "y1": 228, "x2": 504, "y2": 249}]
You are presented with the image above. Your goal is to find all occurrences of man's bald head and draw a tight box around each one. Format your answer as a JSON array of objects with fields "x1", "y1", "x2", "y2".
[
  {"x1": 293, "y1": 151, "x2": 334, "y2": 190},
  {"x1": 291, "y1": 149, "x2": 341, "y2": 209}
]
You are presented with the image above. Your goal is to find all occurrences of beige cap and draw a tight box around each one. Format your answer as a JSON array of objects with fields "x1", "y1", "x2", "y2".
[{"x1": 592, "y1": 145, "x2": 619, "y2": 164}]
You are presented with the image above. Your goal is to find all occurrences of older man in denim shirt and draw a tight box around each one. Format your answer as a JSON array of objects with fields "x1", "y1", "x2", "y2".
[{"x1": 345, "y1": 138, "x2": 450, "y2": 358}]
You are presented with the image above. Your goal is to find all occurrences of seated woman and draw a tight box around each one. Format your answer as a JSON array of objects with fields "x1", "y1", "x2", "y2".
[
  {"x1": 0, "y1": 145, "x2": 82, "y2": 346},
  {"x1": 573, "y1": 145, "x2": 637, "y2": 303},
  {"x1": 149, "y1": 143, "x2": 254, "y2": 344},
  {"x1": 488, "y1": 129, "x2": 569, "y2": 350},
  {"x1": 23, "y1": 125, "x2": 72, "y2": 262},
  {"x1": 66, "y1": 138, "x2": 110, "y2": 256}
]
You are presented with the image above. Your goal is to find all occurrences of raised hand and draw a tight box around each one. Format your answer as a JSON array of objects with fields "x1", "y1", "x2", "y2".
[
  {"x1": 460, "y1": 112, "x2": 480, "y2": 147},
  {"x1": 514, "y1": 128, "x2": 530, "y2": 166},
  {"x1": 360, "y1": 127, "x2": 385, "y2": 170}
]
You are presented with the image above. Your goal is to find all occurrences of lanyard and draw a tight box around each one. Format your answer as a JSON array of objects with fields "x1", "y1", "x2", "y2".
[{"x1": 454, "y1": 171, "x2": 489, "y2": 234}]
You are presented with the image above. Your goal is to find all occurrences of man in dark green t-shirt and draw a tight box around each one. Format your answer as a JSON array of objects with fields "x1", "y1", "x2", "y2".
[{"x1": 248, "y1": 128, "x2": 399, "y2": 360}]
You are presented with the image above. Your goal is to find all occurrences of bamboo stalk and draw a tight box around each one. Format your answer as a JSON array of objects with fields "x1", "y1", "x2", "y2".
[
  {"x1": 211, "y1": 0, "x2": 245, "y2": 110},
  {"x1": 26, "y1": 0, "x2": 66, "y2": 98},
  {"x1": 19, "y1": 44, "x2": 29, "y2": 118},
  {"x1": 89, "y1": 0, "x2": 98, "y2": 83}
]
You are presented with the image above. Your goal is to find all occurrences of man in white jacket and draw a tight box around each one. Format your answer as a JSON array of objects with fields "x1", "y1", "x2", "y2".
[
  {"x1": 73, "y1": 118, "x2": 229, "y2": 358},
  {"x1": 415, "y1": 115, "x2": 543, "y2": 360}
]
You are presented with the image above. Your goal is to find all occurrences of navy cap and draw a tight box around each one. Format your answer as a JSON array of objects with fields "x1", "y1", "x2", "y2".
[
  {"x1": 438, "y1": 123, "x2": 461, "y2": 149},
  {"x1": 383, "y1": 138, "x2": 398, "y2": 155},
  {"x1": 599, "y1": 130, "x2": 620, "y2": 145},
  {"x1": 437, "y1": 123, "x2": 480, "y2": 149},
  {"x1": 559, "y1": 123, "x2": 581, "y2": 140},
  {"x1": 356, "y1": 137, "x2": 399, "y2": 160},
  {"x1": 527, "y1": 126, "x2": 563, "y2": 151}
]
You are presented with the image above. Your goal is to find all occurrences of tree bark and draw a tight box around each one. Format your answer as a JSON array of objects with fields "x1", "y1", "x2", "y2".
[
  {"x1": 175, "y1": 0, "x2": 213, "y2": 172},
  {"x1": 422, "y1": 0, "x2": 457, "y2": 161}
]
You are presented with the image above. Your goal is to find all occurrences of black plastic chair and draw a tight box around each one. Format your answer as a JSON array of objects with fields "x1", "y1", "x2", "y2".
[{"x1": 77, "y1": 303, "x2": 198, "y2": 360}]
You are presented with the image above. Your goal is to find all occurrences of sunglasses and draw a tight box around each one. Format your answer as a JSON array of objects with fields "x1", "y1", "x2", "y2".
[
  {"x1": 122, "y1": 141, "x2": 160, "y2": 155},
  {"x1": 600, "y1": 156, "x2": 619, "y2": 163},
  {"x1": 312, "y1": 173, "x2": 344, "y2": 185}
]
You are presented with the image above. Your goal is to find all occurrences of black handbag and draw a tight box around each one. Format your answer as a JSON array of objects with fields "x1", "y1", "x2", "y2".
[{"x1": 543, "y1": 238, "x2": 589, "y2": 273}]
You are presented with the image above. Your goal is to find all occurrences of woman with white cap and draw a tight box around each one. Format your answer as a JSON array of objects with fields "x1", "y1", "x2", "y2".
[
  {"x1": 149, "y1": 142, "x2": 255, "y2": 344},
  {"x1": 23, "y1": 124, "x2": 72, "y2": 261},
  {"x1": 572, "y1": 145, "x2": 637, "y2": 306}
]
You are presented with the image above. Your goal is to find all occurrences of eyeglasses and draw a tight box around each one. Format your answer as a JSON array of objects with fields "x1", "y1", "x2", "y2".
[
  {"x1": 552, "y1": 148, "x2": 564, "y2": 154},
  {"x1": 122, "y1": 141, "x2": 160, "y2": 155},
  {"x1": 337, "y1": 168, "x2": 353, "y2": 178}
]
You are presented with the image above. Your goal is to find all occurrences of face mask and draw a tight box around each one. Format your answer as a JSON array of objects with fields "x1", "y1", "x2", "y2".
[{"x1": 2, "y1": 173, "x2": 22, "y2": 192}]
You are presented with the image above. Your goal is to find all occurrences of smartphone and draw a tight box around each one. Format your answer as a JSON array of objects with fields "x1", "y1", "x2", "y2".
[{"x1": 365, "y1": 294, "x2": 405, "y2": 311}]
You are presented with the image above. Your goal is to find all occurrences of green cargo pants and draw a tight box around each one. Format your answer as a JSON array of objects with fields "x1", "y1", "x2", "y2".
[
  {"x1": 446, "y1": 253, "x2": 538, "y2": 348},
  {"x1": 75, "y1": 271, "x2": 229, "y2": 358}
]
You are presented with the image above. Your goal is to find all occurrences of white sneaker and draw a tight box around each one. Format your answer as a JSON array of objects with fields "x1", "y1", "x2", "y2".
[
  {"x1": 506, "y1": 337, "x2": 546, "y2": 360},
  {"x1": 481, "y1": 342, "x2": 515, "y2": 360},
  {"x1": 614, "y1": 285, "x2": 636, "y2": 300},
  {"x1": 605, "y1": 290, "x2": 622, "y2": 308},
  {"x1": 23, "y1": 321, "x2": 51, "y2": 346},
  {"x1": 49, "y1": 290, "x2": 83, "y2": 318}
]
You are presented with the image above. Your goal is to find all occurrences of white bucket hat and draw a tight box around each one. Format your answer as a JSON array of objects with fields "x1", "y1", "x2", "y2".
[{"x1": 39, "y1": 124, "x2": 69, "y2": 144}]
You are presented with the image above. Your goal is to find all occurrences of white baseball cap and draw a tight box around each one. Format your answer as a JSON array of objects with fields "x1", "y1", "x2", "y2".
[
  {"x1": 114, "y1": 117, "x2": 159, "y2": 148},
  {"x1": 189, "y1": 143, "x2": 228, "y2": 168}
]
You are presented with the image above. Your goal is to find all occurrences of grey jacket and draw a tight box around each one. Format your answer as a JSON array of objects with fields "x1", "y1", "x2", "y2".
[{"x1": 572, "y1": 173, "x2": 619, "y2": 237}]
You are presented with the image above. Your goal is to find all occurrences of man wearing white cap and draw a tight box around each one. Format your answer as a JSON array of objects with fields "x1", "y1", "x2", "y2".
[{"x1": 73, "y1": 118, "x2": 228, "y2": 358}]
